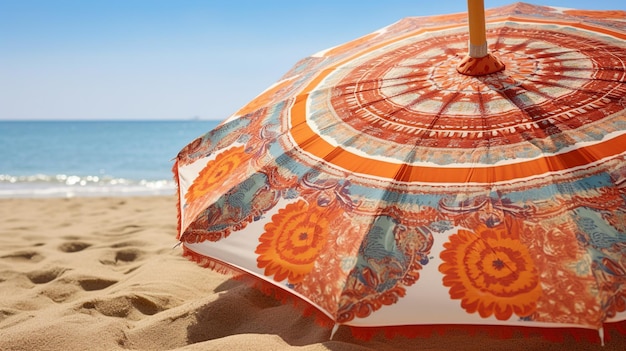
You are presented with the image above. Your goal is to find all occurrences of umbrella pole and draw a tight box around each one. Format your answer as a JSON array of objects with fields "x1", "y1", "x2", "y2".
[{"x1": 457, "y1": 0, "x2": 505, "y2": 76}]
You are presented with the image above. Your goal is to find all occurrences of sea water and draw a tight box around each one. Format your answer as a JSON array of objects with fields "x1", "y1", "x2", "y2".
[{"x1": 0, "y1": 120, "x2": 219, "y2": 198}]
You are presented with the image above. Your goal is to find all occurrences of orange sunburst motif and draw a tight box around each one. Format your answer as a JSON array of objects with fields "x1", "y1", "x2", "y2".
[
  {"x1": 185, "y1": 145, "x2": 250, "y2": 204},
  {"x1": 439, "y1": 222, "x2": 541, "y2": 320},
  {"x1": 256, "y1": 200, "x2": 330, "y2": 284}
]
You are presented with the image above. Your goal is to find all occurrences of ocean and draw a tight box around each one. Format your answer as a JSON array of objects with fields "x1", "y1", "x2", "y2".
[{"x1": 0, "y1": 120, "x2": 219, "y2": 198}]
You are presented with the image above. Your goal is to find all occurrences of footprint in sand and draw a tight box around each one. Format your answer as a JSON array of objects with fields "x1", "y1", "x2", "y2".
[
  {"x1": 26, "y1": 267, "x2": 65, "y2": 284},
  {"x1": 39, "y1": 275, "x2": 119, "y2": 303},
  {"x1": 58, "y1": 241, "x2": 92, "y2": 253},
  {"x1": 80, "y1": 294, "x2": 164, "y2": 320},
  {"x1": 110, "y1": 240, "x2": 146, "y2": 249},
  {"x1": 99, "y1": 248, "x2": 143, "y2": 266},
  {"x1": 115, "y1": 249, "x2": 141, "y2": 263},
  {"x1": 24, "y1": 268, "x2": 71, "y2": 302},
  {"x1": 77, "y1": 277, "x2": 118, "y2": 291},
  {"x1": 0, "y1": 308, "x2": 19, "y2": 322},
  {"x1": 0, "y1": 251, "x2": 44, "y2": 263},
  {"x1": 40, "y1": 284, "x2": 81, "y2": 303}
]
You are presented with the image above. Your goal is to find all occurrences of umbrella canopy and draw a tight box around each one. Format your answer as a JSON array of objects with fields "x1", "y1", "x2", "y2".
[{"x1": 174, "y1": 1, "x2": 626, "y2": 343}]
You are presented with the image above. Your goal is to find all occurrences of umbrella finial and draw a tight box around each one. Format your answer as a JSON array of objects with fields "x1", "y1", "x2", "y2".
[{"x1": 457, "y1": 0, "x2": 505, "y2": 76}]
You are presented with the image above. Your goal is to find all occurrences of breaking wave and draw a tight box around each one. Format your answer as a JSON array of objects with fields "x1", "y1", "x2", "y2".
[{"x1": 0, "y1": 174, "x2": 176, "y2": 198}]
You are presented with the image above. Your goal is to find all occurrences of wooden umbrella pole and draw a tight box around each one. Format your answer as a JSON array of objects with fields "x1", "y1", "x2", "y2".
[
  {"x1": 467, "y1": 0, "x2": 488, "y2": 57},
  {"x1": 457, "y1": 0, "x2": 505, "y2": 76}
]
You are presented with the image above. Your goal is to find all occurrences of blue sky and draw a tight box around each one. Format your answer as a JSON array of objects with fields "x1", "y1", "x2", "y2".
[{"x1": 1, "y1": 0, "x2": 624, "y2": 121}]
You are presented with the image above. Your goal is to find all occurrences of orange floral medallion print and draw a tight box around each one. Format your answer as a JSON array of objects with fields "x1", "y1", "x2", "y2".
[
  {"x1": 439, "y1": 222, "x2": 541, "y2": 320},
  {"x1": 256, "y1": 200, "x2": 329, "y2": 284},
  {"x1": 185, "y1": 145, "x2": 250, "y2": 204}
]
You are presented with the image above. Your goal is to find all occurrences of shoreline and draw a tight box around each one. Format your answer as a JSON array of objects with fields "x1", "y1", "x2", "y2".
[
  {"x1": 1, "y1": 196, "x2": 624, "y2": 350},
  {"x1": 0, "y1": 179, "x2": 178, "y2": 199}
]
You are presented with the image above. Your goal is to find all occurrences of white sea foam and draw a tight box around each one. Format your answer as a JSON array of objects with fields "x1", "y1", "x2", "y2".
[{"x1": 0, "y1": 174, "x2": 176, "y2": 198}]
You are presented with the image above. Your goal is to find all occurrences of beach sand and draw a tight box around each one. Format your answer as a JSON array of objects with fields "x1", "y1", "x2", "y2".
[{"x1": 1, "y1": 196, "x2": 624, "y2": 350}]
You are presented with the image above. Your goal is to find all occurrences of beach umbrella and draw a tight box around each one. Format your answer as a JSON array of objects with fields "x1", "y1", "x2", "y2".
[{"x1": 174, "y1": 1, "x2": 626, "y2": 344}]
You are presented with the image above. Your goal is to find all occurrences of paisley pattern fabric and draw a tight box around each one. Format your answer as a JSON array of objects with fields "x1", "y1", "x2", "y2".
[{"x1": 174, "y1": 3, "x2": 626, "y2": 331}]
